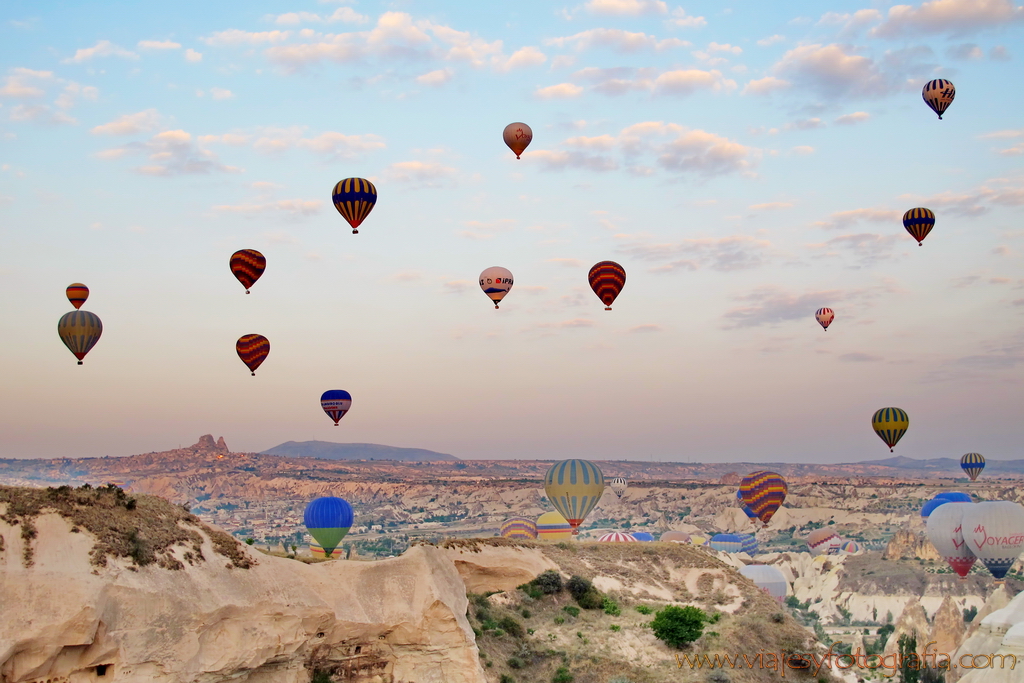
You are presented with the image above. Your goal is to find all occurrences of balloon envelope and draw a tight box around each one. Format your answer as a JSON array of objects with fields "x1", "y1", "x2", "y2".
[
  {"x1": 961, "y1": 453, "x2": 985, "y2": 482},
  {"x1": 661, "y1": 530, "x2": 691, "y2": 543},
  {"x1": 588, "y1": 261, "x2": 626, "y2": 310},
  {"x1": 320, "y1": 390, "x2": 352, "y2": 426},
  {"x1": 922, "y1": 78, "x2": 955, "y2": 119},
  {"x1": 229, "y1": 249, "x2": 266, "y2": 293},
  {"x1": 709, "y1": 534, "x2": 745, "y2": 553},
  {"x1": 544, "y1": 459, "x2": 605, "y2": 533},
  {"x1": 500, "y1": 517, "x2": 538, "y2": 540},
  {"x1": 303, "y1": 497, "x2": 354, "y2": 555},
  {"x1": 610, "y1": 477, "x2": 627, "y2": 497},
  {"x1": 479, "y1": 266, "x2": 513, "y2": 308},
  {"x1": 903, "y1": 208, "x2": 935, "y2": 246},
  {"x1": 962, "y1": 501, "x2": 1024, "y2": 581},
  {"x1": 739, "y1": 471, "x2": 788, "y2": 525},
  {"x1": 631, "y1": 532, "x2": 654, "y2": 542},
  {"x1": 872, "y1": 407, "x2": 909, "y2": 452},
  {"x1": 503, "y1": 122, "x2": 533, "y2": 158},
  {"x1": 739, "y1": 565, "x2": 788, "y2": 600},
  {"x1": 815, "y1": 308, "x2": 834, "y2": 331},
  {"x1": 236, "y1": 334, "x2": 270, "y2": 375},
  {"x1": 57, "y1": 310, "x2": 102, "y2": 365},
  {"x1": 332, "y1": 178, "x2": 377, "y2": 233},
  {"x1": 921, "y1": 499, "x2": 949, "y2": 518},
  {"x1": 310, "y1": 542, "x2": 344, "y2": 560},
  {"x1": 66, "y1": 283, "x2": 89, "y2": 309},
  {"x1": 537, "y1": 511, "x2": 572, "y2": 541},
  {"x1": 736, "y1": 488, "x2": 758, "y2": 520},
  {"x1": 739, "y1": 534, "x2": 758, "y2": 555},
  {"x1": 598, "y1": 532, "x2": 638, "y2": 542},
  {"x1": 806, "y1": 528, "x2": 841, "y2": 556},
  {"x1": 926, "y1": 502, "x2": 977, "y2": 578},
  {"x1": 935, "y1": 492, "x2": 972, "y2": 503},
  {"x1": 840, "y1": 540, "x2": 863, "y2": 555}
]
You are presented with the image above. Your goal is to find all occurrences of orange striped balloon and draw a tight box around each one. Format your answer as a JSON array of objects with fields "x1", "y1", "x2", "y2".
[
  {"x1": 66, "y1": 283, "x2": 89, "y2": 309},
  {"x1": 229, "y1": 249, "x2": 266, "y2": 294},
  {"x1": 236, "y1": 334, "x2": 270, "y2": 376},
  {"x1": 903, "y1": 208, "x2": 934, "y2": 246},
  {"x1": 739, "y1": 471, "x2": 788, "y2": 526},
  {"x1": 588, "y1": 261, "x2": 626, "y2": 310},
  {"x1": 332, "y1": 178, "x2": 377, "y2": 234}
]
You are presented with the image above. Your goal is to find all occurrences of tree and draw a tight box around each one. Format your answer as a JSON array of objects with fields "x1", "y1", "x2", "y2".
[
  {"x1": 897, "y1": 633, "x2": 920, "y2": 683},
  {"x1": 650, "y1": 605, "x2": 707, "y2": 648}
]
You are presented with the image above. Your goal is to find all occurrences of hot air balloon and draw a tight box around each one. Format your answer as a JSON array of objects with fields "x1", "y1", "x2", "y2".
[
  {"x1": 962, "y1": 501, "x2": 1024, "y2": 582},
  {"x1": 922, "y1": 79, "x2": 955, "y2": 120},
  {"x1": 479, "y1": 266, "x2": 514, "y2": 309},
  {"x1": 872, "y1": 407, "x2": 909, "y2": 452},
  {"x1": 840, "y1": 540, "x2": 863, "y2": 555},
  {"x1": 927, "y1": 502, "x2": 977, "y2": 578},
  {"x1": 632, "y1": 532, "x2": 654, "y2": 542},
  {"x1": 236, "y1": 334, "x2": 270, "y2": 375},
  {"x1": 806, "y1": 528, "x2": 842, "y2": 556},
  {"x1": 739, "y1": 534, "x2": 759, "y2": 555},
  {"x1": 921, "y1": 499, "x2": 949, "y2": 518},
  {"x1": 500, "y1": 517, "x2": 539, "y2": 540},
  {"x1": 310, "y1": 542, "x2": 344, "y2": 559},
  {"x1": 935, "y1": 492, "x2": 973, "y2": 503},
  {"x1": 739, "y1": 565, "x2": 788, "y2": 600},
  {"x1": 332, "y1": 178, "x2": 377, "y2": 234},
  {"x1": 588, "y1": 261, "x2": 626, "y2": 310},
  {"x1": 610, "y1": 477, "x2": 627, "y2": 497},
  {"x1": 690, "y1": 535, "x2": 707, "y2": 546},
  {"x1": 739, "y1": 471, "x2": 788, "y2": 526},
  {"x1": 815, "y1": 308, "x2": 834, "y2": 331},
  {"x1": 661, "y1": 530, "x2": 691, "y2": 543},
  {"x1": 503, "y1": 122, "x2": 533, "y2": 159},
  {"x1": 737, "y1": 489, "x2": 759, "y2": 523},
  {"x1": 320, "y1": 390, "x2": 352, "y2": 426},
  {"x1": 57, "y1": 310, "x2": 102, "y2": 365},
  {"x1": 66, "y1": 283, "x2": 89, "y2": 309},
  {"x1": 709, "y1": 534, "x2": 745, "y2": 553},
  {"x1": 303, "y1": 496, "x2": 354, "y2": 558},
  {"x1": 902, "y1": 208, "x2": 934, "y2": 246},
  {"x1": 537, "y1": 511, "x2": 573, "y2": 541},
  {"x1": 229, "y1": 249, "x2": 266, "y2": 294},
  {"x1": 544, "y1": 459, "x2": 605, "y2": 534},
  {"x1": 598, "y1": 532, "x2": 638, "y2": 542},
  {"x1": 961, "y1": 453, "x2": 985, "y2": 482}
]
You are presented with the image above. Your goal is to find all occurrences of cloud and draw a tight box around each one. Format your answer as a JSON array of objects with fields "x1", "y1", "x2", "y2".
[
  {"x1": 546, "y1": 29, "x2": 688, "y2": 52},
  {"x1": 839, "y1": 352, "x2": 883, "y2": 362},
  {"x1": 749, "y1": 202, "x2": 793, "y2": 211},
  {"x1": 528, "y1": 149, "x2": 618, "y2": 172},
  {"x1": 774, "y1": 43, "x2": 892, "y2": 99},
  {"x1": 809, "y1": 233, "x2": 903, "y2": 264},
  {"x1": 991, "y1": 45, "x2": 1011, "y2": 60},
  {"x1": 0, "y1": 68, "x2": 53, "y2": 98},
  {"x1": 871, "y1": 0, "x2": 1024, "y2": 38},
  {"x1": 787, "y1": 118, "x2": 824, "y2": 130},
  {"x1": 209, "y1": 87, "x2": 235, "y2": 100},
  {"x1": 8, "y1": 104, "x2": 76, "y2": 125},
  {"x1": 185, "y1": 49, "x2": 203, "y2": 62},
  {"x1": 203, "y1": 127, "x2": 385, "y2": 158},
  {"x1": 653, "y1": 69, "x2": 735, "y2": 95},
  {"x1": 385, "y1": 160, "x2": 456, "y2": 185},
  {"x1": 137, "y1": 40, "x2": 181, "y2": 50},
  {"x1": 97, "y1": 129, "x2": 243, "y2": 176},
  {"x1": 535, "y1": 83, "x2": 585, "y2": 99},
  {"x1": 547, "y1": 258, "x2": 584, "y2": 267},
  {"x1": 89, "y1": 109, "x2": 161, "y2": 136},
  {"x1": 741, "y1": 76, "x2": 790, "y2": 96},
  {"x1": 212, "y1": 199, "x2": 322, "y2": 217},
  {"x1": 495, "y1": 46, "x2": 547, "y2": 70},
  {"x1": 203, "y1": 30, "x2": 292, "y2": 46},
  {"x1": 792, "y1": 145, "x2": 815, "y2": 155},
  {"x1": 818, "y1": 9, "x2": 884, "y2": 35},
  {"x1": 622, "y1": 234, "x2": 773, "y2": 272},
  {"x1": 584, "y1": 0, "x2": 667, "y2": 15},
  {"x1": 668, "y1": 8, "x2": 707, "y2": 27},
  {"x1": 443, "y1": 280, "x2": 472, "y2": 294},
  {"x1": 835, "y1": 111, "x2": 870, "y2": 125},
  {"x1": 656, "y1": 128, "x2": 755, "y2": 176},
  {"x1": 62, "y1": 40, "x2": 138, "y2": 63},
  {"x1": 756, "y1": 34, "x2": 786, "y2": 47},
  {"x1": 946, "y1": 43, "x2": 985, "y2": 60},
  {"x1": 416, "y1": 68, "x2": 453, "y2": 86},
  {"x1": 629, "y1": 324, "x2": 663, "y2": 333},
  {"x1": 814, "y1": 207, "x2": 901, "y2": 229},
  {"x1": 722, "y1": 286, "x2": 845, "y2": 327}
]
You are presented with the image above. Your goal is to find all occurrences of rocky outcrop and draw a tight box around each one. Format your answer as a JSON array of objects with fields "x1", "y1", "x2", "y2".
[
  {"x1": 883, "y1": 598, "x2": 931, "y2": 657},
  {"x1": 926, "y1": 595, "x2": 966, "y2": 661},
  {"x1": 958, "y1": 589, "x2": 1024, "y2": 683},
  {"x1": 0, "y1": 512, "x2": 484, "y2": 683},
  {"x1": 216, "y1": 437, "x2": 229, "y2": 452},
  {"x1": 883, "y1": 528, "x2": 941, "y2": 561},
  {"x1": 440, "y1": 542, "x2": 559, "y2": 594}
]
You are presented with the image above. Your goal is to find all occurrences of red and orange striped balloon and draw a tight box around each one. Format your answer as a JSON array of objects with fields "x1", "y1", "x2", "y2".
[
  {"x1": 739, "y1": 471, "x2": 788, "y2": 526},
  {"x1": 66, "y1": 283, "x2": 89, "y2": 309},
  {"x1": 236, "y1": 334, "x2": 270, "y2": 376},
  {"x1": 229, "y1": 249, "x2": 266, "y2": 294},
  {"x1": 588, "y1": 261, "x2": 626, "y2": 310}
]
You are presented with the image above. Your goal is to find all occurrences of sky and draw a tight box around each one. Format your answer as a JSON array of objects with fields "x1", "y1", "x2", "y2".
[{"x1": 1, "y1": 0, "x2": 1022, "y2": 463}]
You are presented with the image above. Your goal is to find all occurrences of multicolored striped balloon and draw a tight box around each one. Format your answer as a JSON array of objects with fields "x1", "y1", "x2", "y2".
[
  {"x1": 544, "y1": 459, "x2": 605, "y2": 533},
  {"x1": 872, "y1": 407, "x2": 909, "y2": 452},
  {"x1": 229, "y1": 249, "x2": 266, "y2": 294},
  {"x1": 922, "y1": 79, "x2": 955, "y2": 120},
  {"x1": 739, "y1": 534, "x2": 758, "y2": 555},
  {"x1": 737, "y1": 488, "x2": 758, "y2": 522},
  {"x1": 598, "y1": 532, "x2": 638, "y2": 542},
  {"x1": 903, "y1": 208, "x2": 935, "y2": 246},
  {"x1": 332, "y1": 177, "x2": 377, "y2": 234},
  {"x1": 320, "y1": 390, "x2": 352, "y2": 426},
  {"x1": 303, "y1": 496, "x2": 354, "y2": 557},
  {"x1": 739, "y1": 471, "x2": 788, "y2": 526},
  {"x1": 588, "y1": 261, "x2": 626, "y2": 310},
  {"x1": 500, "y1": 517, "x2": 538, "y2": 539},
  {"x1": 806, "y1": 528, "x2": 841, "y2": 556},
  {"x1": 815, "y1": 307, "x2": 834, "y2": 331},
  {"x1": 709, "y1": 533, "x2": 745, "y2": 553},
  {"x1": 66, "y1": 283, "x2": 89, "y2": 309},
  {"x1": 840, "y1": 540, "x2": 863, "y2": 555},
  {"x1": 236, "y1": 334, "x2": 270, "y2": 376},
  {"x1": 310, "y1": 542, "x2": 344, "y2": 560},
  {"x1": 961, "y1": 453, "x2": 985, "y2": 482},
  {"x1": 57, "y1": 310, "x2": 102, "y2": 365},
  {"x1": 537, "y1": 511, "x2": 572, "y2": 541}
]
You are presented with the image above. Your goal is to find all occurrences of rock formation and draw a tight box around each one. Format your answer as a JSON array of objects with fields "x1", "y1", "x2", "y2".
[
  {"x1": 883, "y1": 598, "x2": 931, "y2": 657},
  {"x1": 926, "y1": 595, "x2": 966, "y2": 663},
  {"x1": 216, "y1": 436, "x2": 229, "y2": 452},
  {"x1": 883, "y1": 528, "x2": 941, "y2": 561},
  {"x1": 958, "y1": 589, "x2": 1024, "y2": 683}
]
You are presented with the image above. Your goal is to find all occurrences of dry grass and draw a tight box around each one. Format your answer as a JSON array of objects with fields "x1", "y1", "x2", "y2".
[{"x1": 0, "y1": 484, "x2": 254, "y2": 570}]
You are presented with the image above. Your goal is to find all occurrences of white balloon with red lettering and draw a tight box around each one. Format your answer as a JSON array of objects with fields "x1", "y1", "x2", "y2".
[
  {"x1": 925, "y1": 502, "x2": 977, "y2": 578},
  {"x1": 503, "y1": 122, "x2": 533, "y2": 159},
  {"x1": 962, "y1": 501, "x2": 1024, "y2": 581},
  {"x1": 479, "y1": 266, "x2": 514, "y2": 309}
]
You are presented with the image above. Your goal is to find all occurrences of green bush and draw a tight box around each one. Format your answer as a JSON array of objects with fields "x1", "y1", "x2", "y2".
[
  {"x1": 553, "y1": 667, "x2": 573, "y2": 683},
  {"x1": 566, "y1": 576, "x2": 592, "y2": 601},
  {"x1": 507, "y1": 657, "x2": 525, "y2": 669},
  {"x1": 554, "y1": 617, "x2": 565, "y2": 624},
  {"x1": 533, "y1": 570, "x2": 564, "y2": 594},
  {"x1": 577, "y1": 589, "x2": 604, "y2": 610},
  {"x1": 635, "y1": 605, "x2": 653, "y2": 615},
  {"x1": 499, "y1": 616, "x2": 526, "y2": 639},
  {"x1": 501, "y1": 676, "x2": 515, "y2": 683},
  {"x1": 562, "y1": 605, "x2": 580, "y2": 618},
  {"x1": 311, "y1": 671, "x2": 332, "y2": 683},
  {"x1": 610, "y1": 624, "x2": 621, "y2": 632},
  {"x1": 521, "y1": 609, "x2": 532, "y2": 619},
  {"x1": 650, "y1": 605, "x2": 707, "y2": 648},
  {"x1": 602, "y1": 596, "x2": 621, "y2": 616}
]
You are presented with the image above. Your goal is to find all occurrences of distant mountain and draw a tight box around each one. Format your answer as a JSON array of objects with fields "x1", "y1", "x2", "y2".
[
  {"x1": 261, "y1": 441, "x2": 459, "y2": 462},
  {"x1": 850, "y1": 455, "x2": 1024, "y2": 474}
]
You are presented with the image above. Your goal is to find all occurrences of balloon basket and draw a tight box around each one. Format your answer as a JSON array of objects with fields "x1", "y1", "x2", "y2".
[
  {"x1": 605, "y1": 306, "x2": 612, "y2": 311},
  {"x1": 352, "y1": 229, "x2": 359, "y2": 234},
  {"x1": 77, "y1": 361, "x2": 83, "y2": 365}
]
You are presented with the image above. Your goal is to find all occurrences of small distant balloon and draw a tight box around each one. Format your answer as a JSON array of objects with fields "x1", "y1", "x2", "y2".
[
  {"x1": 922, "y1": 79, "x2": 955, "y2": 120},
  {"x1": 479, "y1": 266, "x2": 514, "y2": 309},
  {"x1": 815, "y1": 308, "x2": 834, "y2": 331},
  {"x1": 610, "y1": 477, "x2": 627, "y2": 497},
  {"x1": 872, "y1": 407, "x2": 909, "y2": 452},
  {"x1": 588, "y1": 261, "x2": 626, "y2": 310},
  {"x1": 57, "y1": 310, "x2": 102, "y2": 365},
  {"x1": 229, "y1": 249, "x2": 266, "y2": 294},
  {"x1": 236, "y1": 334, "x2": 270, "y2": 376},
  {"x1": 332, "y1": 178, "x2": 377, "y2": 234},
  {"x1": 321, "y1": 390, "x2": 352, "y2": 426},
  {"x1": 903, "y1": 208, "x2": 935, "y2": 246},
  {"x1": 66, "y1": 283, "x2": 89, "y2": 309},
  {"x1": 503, "y1": 122, "x2": 533, "y2": 159},
  {"x1": 961, "y1": 453, "x2": 985, "y2": 482}
]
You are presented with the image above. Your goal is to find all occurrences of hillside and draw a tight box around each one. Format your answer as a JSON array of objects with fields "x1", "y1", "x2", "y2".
[
  {"x1": 857, "y1": 455, "x2": 1024, "y2": 475},
  {"x1": 261, "y1": 440, "x2": 460, "y2": 462}
]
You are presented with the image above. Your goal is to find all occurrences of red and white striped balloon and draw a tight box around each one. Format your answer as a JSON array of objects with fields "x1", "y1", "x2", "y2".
[{"x1": 815, "y1": 308, "x2": 834, "y2": 331}]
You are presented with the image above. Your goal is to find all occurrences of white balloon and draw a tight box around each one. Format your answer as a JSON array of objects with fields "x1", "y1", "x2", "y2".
[
  {"x1": 926, "y1": 502, "x2": 976, "y2": 578},
  {"x1": 962, "y1": 501, "x2": 1024, "y2": 581},
  {"x1": 739, "y1": 564, "x2": 788, "y2": 600},
  {"x1": 479, "y1": 266, "x2": 514, "y2": 309},
  {"x1": 610, "y1": 477, "x2": 627, "y2": 497},
  {"x1": 502, "y1": 122, "x2": 533, "y2": 159}
]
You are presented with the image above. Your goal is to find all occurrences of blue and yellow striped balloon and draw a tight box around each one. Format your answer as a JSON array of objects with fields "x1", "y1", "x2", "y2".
[
  {"x1": 872, "y1": 407, "x2": 909, "y2": 452},
  {"x1": 544, "y1": 459, "x2": 605, "y2": 534},
  {"x1": 902, "y1": 208, "x2": 935, "y2": 246},
  {"x1": 739, "y1": 471, "x2": 788, "y2": 525},
  {"x1": 709, "y1": 533, "x2": 745, "y2": 553},
  {"x1": 536, "y1": 511, "x2": 572, "y2": 541},
  {"x1": 304, "y1": 496, "x2": 354, "y2": 556},
  {"x1": 961, "y1": 453, "x2": 985, "y2": 482},
  {"x1": 57, "y1": 310, "x2": 102, "y2": 365},
  {"x1": 332, "y1": 177, "x2": 377, "y2": 234}
]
